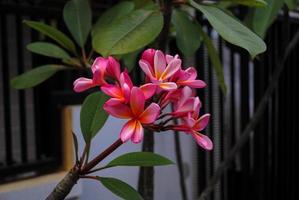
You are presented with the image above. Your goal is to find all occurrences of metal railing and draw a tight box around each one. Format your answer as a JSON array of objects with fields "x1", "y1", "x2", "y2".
[{"x1": 196, "y1": 8, "x2": 299, "y2": 200}]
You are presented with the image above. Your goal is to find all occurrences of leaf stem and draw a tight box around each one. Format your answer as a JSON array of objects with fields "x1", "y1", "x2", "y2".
[{"x1": 79, "y1": 175, "x2": 98, "y2": 181}]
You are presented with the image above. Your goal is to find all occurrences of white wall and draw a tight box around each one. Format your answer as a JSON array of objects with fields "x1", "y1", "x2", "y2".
[{"x1": 0, "y1": 106, "x2": 198, "y2": 200}]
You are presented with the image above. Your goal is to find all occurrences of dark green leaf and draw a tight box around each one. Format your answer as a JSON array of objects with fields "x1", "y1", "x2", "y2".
[
  {"x1": 105, "y1": 152, "x2": 174, "y2": 168},
  {"x1": 172, "y1": 9, "x2": 201, "y2": 56},
  {"x1": 11, "y1": 65, "x2": 67, "y2": 89},
  {"x1": 122, "y1": 49, "x2": 142, "y2": 72},
  {"x1": 92, "y1": 8, "x2": 163, "y2": 56},
  {"x1": 72, "y1": 132, "x2": 79, "y2": 163},
  {"x1": 24, "y1": 20, "x2": 76, "y2": 54},
  {"x1": 62, "y1": 57, "x2": 81, "y2": 66},
  {"x1": 80, "y1": 92, "x2": 109, "y2": 143},
  {"x1": 132, "y1": 0, "x2": 154, "y2": 9},
  {"x1": 92, "y1": 1, "x2": 135, "y2": 37},
  {"x1": 250, "y1": 0, "x2": 284, "y2": 38},
  {"x1": 63, "y1": 0, "x2": 92, "y2": 47},
  {"x1": 221, "y1": 0, "x2": 267, "y2": 7},
  {"x1": 190, "y1": 1, "x2": 266, "y2": 58},
  {"x1": 98, "y1": 177, "x2": 143, "y2": 200},
  {"x1": 284, "y1": 0, "x2": 297, "y2": 10},
  {"x1": 198, "y1": 26, "x2": 227, "y2": 95},
  {"x1": 27, "y1": 42, "x2": 71, "y2": 59}
]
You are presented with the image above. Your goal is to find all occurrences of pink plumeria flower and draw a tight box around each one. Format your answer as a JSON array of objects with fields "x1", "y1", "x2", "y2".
[
  {"x1": 139, "y1": 50, "x2": 181, "y2": 91},
  {"x1": 160, "y1": 86, "x2": 195, "y2": 108},
  {"x1": 141, "y1": 48, "x2": 156, "y2": 68},
  {"x1": 73, "y1": 56, "x2": 121, "y2": 92},
  {"x1": 171, "y1": 67, "x2": 206, "y2": 89},
  {"x1": 103, "y1": 87, "x2": 160, "y2": 143},
  {"x1": 171, "y1": 97, "x2": 201, "y2": 118},
  {"x1": 172, "y1": 112, "x2": 212, "y2": 150},
  {"x1": 102, "y1": 71, "x2": 156, "y2": 104},
  {"x1": 101, "y1": 71, "x2": 133, "y2": 104}
]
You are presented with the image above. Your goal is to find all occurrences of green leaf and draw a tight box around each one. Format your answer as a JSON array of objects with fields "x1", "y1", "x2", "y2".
[
  {"x1": 92, "y1": 1, "x2": 135, "y2": 37},
  {"x1": 92, "y1": 8, "x2": 163, "y2": 56},
  {"x1": 27, "y1": 42, "x2": 71, "y2": 59},
  {"x1": 24, "y1": 20, "x2": 76, "y2": 54},
  {"x1": 132, "y1": 0, "x2": 154, "y2": 9},
  {"x1": 105, "y1": 152, "x2": 174, "y2": 168},
  {"x1": 198, "y1": 26, "x2": 227, "y2": 95},
  {"x1": 72, "y1": 132, "x2": 79, "y2": 163},
  {"x1": 172, "y1": 9, "x2": 201, "y2": 57},
  {"x1": 284, "y1": 0, "x2": 297, "y2": 10},
  {"x1": 62, "y1": 57, "x2": 81, "y2": 66},
  {"x1": 80, "y1": 92, "x2": 109, "y2": 143},
  {"x1": 63, "y1": 0, "x2": 92, "y2": 47},
  {"x1": 122, "y1": 49, "x2": 142, "y2": 72},
  {"x1": 190, "y1": 1, "x2": 266, "y2": 58},
  {"x1": 221, "y1": 0, "x2": 267, "y2": 7},
  {"x1": 11, "y1": 65, "x2": 67, "y2": 89},
  {"x1": 250, "y1": 0, "x2": 284, "y2": 38},
  {"x1": 98, "y1": 177, "x2": 143, "y2": 200}
]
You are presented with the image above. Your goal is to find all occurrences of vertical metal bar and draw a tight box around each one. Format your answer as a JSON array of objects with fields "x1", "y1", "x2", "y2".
[
  {"x1": 30, "y1": 17, "x2": 42, "y2": 160},
  {"x1": 206, "y1": 26, "x2": 214, "y2": 200},
  {"x1": 1, "y1": 14, "x2": 13, "y2": 165},
  {"x1": 266, "y1": 24, "x2": 274, "y2": 200},
  {"x1": 196, "y1": 40, "x2": 207, "y2": 195},
  {"x1": 16, "y1": 15, "x2": 28, "y2": 163},
  {"x1": 227, "y1": 46, "x2": 236, "y2": 200},
  {"x1": 253, "y1": 46, "x2": 267, "y2": 200},
  {"x1": 217, "y1": 34, "x2": 226, "y2": 200},
  {"x1": 240, "y1": 49, "x2": 250, "y2": 200},
  {"x1": 271, "y1": 20, "x2": 280, "y2": 200}
]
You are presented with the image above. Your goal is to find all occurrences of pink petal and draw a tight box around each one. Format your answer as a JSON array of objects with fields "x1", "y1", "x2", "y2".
[
  {"x1": 120, "y1": 120, "x2": 136, "y2": 143},
  {"x1": 177, "y1": 86, "x2": 193, "y2": 107},
  {"x1": 106, "y1": 56, "x2": 121, "y2": 80},
  {"x1": 185, "y1": 67, "x2": 197, "y2": 80},
  {"x1": 120, "y1": 71, "x2": 133, "y2": 89},
  {"x1": 159, "y1": 82, "x2": 177, "y2": 91},
  {"x1": 130, "y1": 87, "x2": 145, "y2": 117},
  {"x1": 122, "y1": 83, "x2": 131, "y2": 103},
  {"x1": 131, "y1": 121, "x2": 144, "y2": 143},
  {"x1": 139, "y1": 60, "x2": 155, "y2": 81},
  {"x1": 104, "y1": 98, "x2": 123, "y2": 106},
  {"x1": 192, "y1": 132, "x2": 213, "y2": 150},
  {"x1": 173, "y1": 98, "x2": 196, "y2": 117},
  {"x1": 165, "y1": 54, "x2": 174, "y2": 64},
  {"x1": 101, "y1": 84, "x2": 123, "y2": 99},
  {"x1": 194, "y1": 114, "x2": 211, "y2": 131},
  {"x1": 182, "y1": 115, "x2": 197, "y2": 128},
  {"x1": 154, "y1": 50, "x2": 166, "y2": 79},
  {"x1": 91, "y1": 57, "x2": 108, "y2": 73},
  {"x1": 73, "y1": 78, "x2": 95, "y2": 92},
  {"x1": 92, "y1": 67, "x2": 107, "y2": 85},
  {"x1": 141, "y1": 48, "x2": 156, "y2": 68},
  {"x1": 139, "y1": 103, "x2": 160, "y2": 124},
  {"x1": 160, "y1": 58, "x2": 181, "y2": 80},
  {"x1": 140, "y1": 83, "x2": 157, "y2": 99},
  {"x1": 169, "y1": 125, "x2": 190, "y2": 132},
  {"x1": 103, "y1": 101, "x2": 132, "y2": 119},
  {"x1": 179, "y1": 80, "x2": 207, "y2": 88}
]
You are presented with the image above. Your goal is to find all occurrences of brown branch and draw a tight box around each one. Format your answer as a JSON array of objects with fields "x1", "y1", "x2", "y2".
[{"x1": 45, "y1": 167, "x2": 80, "y2": 200}]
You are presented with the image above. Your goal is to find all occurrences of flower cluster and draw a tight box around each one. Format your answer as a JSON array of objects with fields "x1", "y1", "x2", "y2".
[{"x1": 73, "y1": 49, "x2": 213, "y2": 150}]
